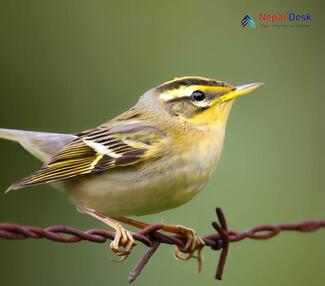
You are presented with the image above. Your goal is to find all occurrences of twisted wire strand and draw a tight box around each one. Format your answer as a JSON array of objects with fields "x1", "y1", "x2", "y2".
[{"x1": 1, "y1": 208, "x2": 324, "y2": 283}]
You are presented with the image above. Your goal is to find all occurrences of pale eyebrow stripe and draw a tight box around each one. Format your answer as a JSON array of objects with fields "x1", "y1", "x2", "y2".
[{"x1": 159, "y1": 90, "x2": 191, "y2": 101}]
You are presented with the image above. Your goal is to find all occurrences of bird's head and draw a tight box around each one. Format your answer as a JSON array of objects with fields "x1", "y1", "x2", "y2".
[{"x1": 142, "y1": 76, "x2": 263, "y2": 127}]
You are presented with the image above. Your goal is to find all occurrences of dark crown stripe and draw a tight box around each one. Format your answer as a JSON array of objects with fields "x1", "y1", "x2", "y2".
[{"x1": 157, "y1": 77, "x2": 234, "y2": 92}]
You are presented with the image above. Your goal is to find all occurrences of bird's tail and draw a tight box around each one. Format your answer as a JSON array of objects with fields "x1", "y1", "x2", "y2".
[
  {"x1": 0, "y1": 128, "x2": 76, "y2": 162},
  {"x1": 0, "y1": 128, "x2": 77, "y2": 192}
]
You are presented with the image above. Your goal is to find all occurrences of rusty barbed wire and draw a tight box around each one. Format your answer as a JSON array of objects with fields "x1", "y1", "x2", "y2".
[{"x1": 0, "y1": 208, "x2": 324, "y2": 283}]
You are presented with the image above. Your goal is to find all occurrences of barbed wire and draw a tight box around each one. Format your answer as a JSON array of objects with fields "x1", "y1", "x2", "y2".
[{"x1": 0, "y1": 208, "x2": 324, "y2": 283}]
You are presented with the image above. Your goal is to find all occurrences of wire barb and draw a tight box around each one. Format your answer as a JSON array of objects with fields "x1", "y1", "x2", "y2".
[
  {"x1": 0, "y1": 208, "x2": 324, "y2": 283},
  {"x1": 212, "y1": 208, "x2": 229, "y2": 280}
]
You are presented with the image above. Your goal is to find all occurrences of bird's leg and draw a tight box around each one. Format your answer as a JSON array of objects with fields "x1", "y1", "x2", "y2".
[
  {"x1": 111, "y1": 216, "x2": 149, "y2": 228},
  {"x1": 113, "y1": 216, "x2": 205, "y2": 272},
  {"x1": 78, "y1": 207, "x2": 136, "y2": 261}
]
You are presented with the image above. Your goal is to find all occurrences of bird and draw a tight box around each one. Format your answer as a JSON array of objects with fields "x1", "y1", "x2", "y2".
[{"x1": 0, "y1": 76, "x2": 263, "y2": 269}]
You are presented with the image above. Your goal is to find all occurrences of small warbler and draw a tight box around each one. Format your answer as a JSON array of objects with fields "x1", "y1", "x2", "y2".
[{"x1": 0, "y1": 76, "x2": 263, "y2": 268}]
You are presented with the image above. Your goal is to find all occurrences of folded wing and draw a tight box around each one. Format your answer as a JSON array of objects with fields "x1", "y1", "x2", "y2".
[{"x1": 8, "y1": 123, "x2": 167, "y2": 191}]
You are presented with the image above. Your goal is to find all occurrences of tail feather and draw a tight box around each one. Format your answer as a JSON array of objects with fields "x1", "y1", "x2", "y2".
[
  {"x1": 0, "y1": 128, "x2": 77, "y2": 192},
  {"x1": 0, "y1": 128, "x2": 76, "y2": 162}
]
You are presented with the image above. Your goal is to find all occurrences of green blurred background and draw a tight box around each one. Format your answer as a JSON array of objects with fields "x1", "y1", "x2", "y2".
[{"x1": 0, "y1": 1, "x2": 324, "y2": 285}]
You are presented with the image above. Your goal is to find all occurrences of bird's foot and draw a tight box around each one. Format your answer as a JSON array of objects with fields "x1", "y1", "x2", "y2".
[
  {"x1": 173, "y1": 226, "x2": 205, "y2": 272},
  {"x1": 110, "y1": 223, "x2": 136, "y2": 261},
  {"x1": 77, "y1": 206, "x2": 136, "y2": 261}
]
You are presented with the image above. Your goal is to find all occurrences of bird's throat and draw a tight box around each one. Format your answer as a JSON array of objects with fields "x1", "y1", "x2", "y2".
[{"x1": 188, "y1": 101, "x2": 234, "y2": 126}]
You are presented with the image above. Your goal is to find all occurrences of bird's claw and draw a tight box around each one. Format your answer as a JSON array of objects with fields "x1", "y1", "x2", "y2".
[
  {"x1": 174, "y1": 226, "x2": 205, "y2": 272},
  {"x1": 110, "y1": 224, "x2": 136, "y2": 261}
]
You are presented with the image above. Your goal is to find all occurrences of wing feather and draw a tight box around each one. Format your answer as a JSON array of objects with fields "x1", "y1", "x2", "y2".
[{"x1": 9, "y1": 123, "x2": 167, "y2": 190}]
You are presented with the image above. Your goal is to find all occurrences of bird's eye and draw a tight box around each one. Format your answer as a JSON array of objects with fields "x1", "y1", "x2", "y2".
[{"x1": 191, "y1": 90, "x2": 206, "y2": 101}]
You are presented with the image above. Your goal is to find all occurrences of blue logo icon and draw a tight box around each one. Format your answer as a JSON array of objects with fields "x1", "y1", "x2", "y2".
[{"x1": 241, "y1": 15, "x2": 256, "y2": 28}]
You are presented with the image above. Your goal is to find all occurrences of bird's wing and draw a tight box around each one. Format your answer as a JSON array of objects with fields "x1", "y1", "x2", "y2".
[{"x1": 8, "y1": 122, "x2": 168, "y2": 190}]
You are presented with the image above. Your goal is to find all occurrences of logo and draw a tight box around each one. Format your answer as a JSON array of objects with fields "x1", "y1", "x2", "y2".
[
  {"x1": 259, "y1": 12, "x2": 312, "y2": 22},
  {"x1": 241, "y1": 15, "x2": 256, "y2": 28},
  {"x1": 241, "y1": 12, "x2": 312, "y2": 29}
]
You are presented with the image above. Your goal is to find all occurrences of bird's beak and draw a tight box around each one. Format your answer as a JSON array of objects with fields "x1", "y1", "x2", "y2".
[{"x1": 217, "y1": 82, "x2": 264, "y2": 104}]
